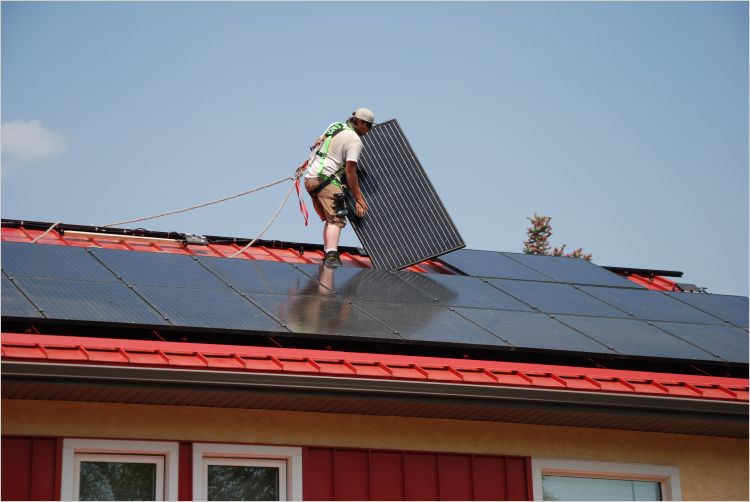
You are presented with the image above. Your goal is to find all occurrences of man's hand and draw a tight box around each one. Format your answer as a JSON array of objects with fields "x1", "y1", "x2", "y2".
[{"x1": 355, "y1": 198, "x2": 368, "y2": 217}]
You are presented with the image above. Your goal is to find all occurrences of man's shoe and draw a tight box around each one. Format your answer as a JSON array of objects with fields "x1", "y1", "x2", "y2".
[{"x1": 324, "y1": 250, "x2": 342, "y2": 268}]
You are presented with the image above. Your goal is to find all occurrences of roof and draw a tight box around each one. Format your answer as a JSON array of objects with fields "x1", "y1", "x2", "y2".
[
  {"x1": 2, "y1": 219, "x2": 748, "y2": 437},
  {"x1": 3, "y1": 333, "x2": 747, "y2": 438}
]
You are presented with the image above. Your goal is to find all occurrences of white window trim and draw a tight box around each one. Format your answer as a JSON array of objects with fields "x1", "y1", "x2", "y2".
[
  {"x1": 531, "y1": 458, "x2": 682, "y2": 501},
  {"x1": 192, "y1": 443, "x2": 303, "y2": 501},
  {"x1": 61, "y1": 439, "x2": 179, "y2": 501}
]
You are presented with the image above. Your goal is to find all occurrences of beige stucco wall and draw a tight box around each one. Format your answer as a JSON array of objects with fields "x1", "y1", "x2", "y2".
[{"x1": 3, "y1": 399, "x2": 747, "y2": 500}]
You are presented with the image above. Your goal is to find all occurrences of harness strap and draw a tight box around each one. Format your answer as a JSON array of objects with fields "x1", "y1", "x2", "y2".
[{"x1": 315, "y1": 122, "x2": 353, "y2": 189}]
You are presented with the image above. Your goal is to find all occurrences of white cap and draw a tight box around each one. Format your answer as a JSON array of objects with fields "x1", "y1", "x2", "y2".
[{"x1": 352, "y1": 107, "x2": 375, "y2": 124}]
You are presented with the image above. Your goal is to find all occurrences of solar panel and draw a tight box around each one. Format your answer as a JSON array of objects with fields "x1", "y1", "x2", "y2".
[
  {"x1": 487, "y1": 279, "x2": 627, "y2": 318},
  {"x1": 296, "y1": 266, "x2": 437, "y2": 304},
  {"x1": 653, "y1": 322, "x2": 748, "y2": 364},
  {"x1": 347, "y1": 119, "x2": 465, "y2": 270},
  {"x1": 556, "y1": 315, "x2": 720, "y2": 361},
  {"x1": 2, "y1": 275, "x2": 43, "y2": 318},
  {"x1": 133, "y1": 285, "x2": 283, "y2": 331},
  {"x1": 2, "y1": 241, "x2": 117, "y2": 282},
  {"x1": 397, "y1": 273, "x2": 533, "y2": 311},
  {"x1": 580, "y1": 286, "x2": 725, "y2": 325},
  {"x1": 503, "y1": 253, "x2": 641, "y2": 288},
  {"x1": 14, "y1": 277, "x2": 168, "y2": 325},
  {"x1": 437, "y1": 249, "x2": 549, "y2": 281},
  {"x1": 354, "y1": 301, "x2": 511, "y2": 348},
  {"x1": 199, "y1": 257, "x2": 319, "y2": 295},
  {"x1": 666, "y1": 292, "x2": 749, "y2": 328},
  {"x1": 456, "y1": 308, "x2": 614, "y2": 354},
  {"x1": 246, "y1": 293, "x2": 401, "y2": 341},
  {"x1": 90, "y1": 248, "x2": 228, "y2": 290}
]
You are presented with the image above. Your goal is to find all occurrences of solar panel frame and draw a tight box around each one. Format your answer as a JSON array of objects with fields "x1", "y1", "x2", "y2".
[
  {"x1": 666, "y1": 292, "x2": 749, "y2": 329},
  {"x1": 246, "y1": 292, "x2": 402, "y2": 341},
  {"x1": 13, "y1": 277, "x2": 169, "y2": 326},
  {"x1": 133, "y1": 285, "x2": 285, "y2": 332},
  {"x1": 437, "y1": 249, "x2": 550, "y2": 281},
  {"x1": 556, "y1": 315, "x2": 721, "y2": 361},
  {"x1": 347, "y1": 119, "x2": 465, "y2": 270},
  {"x1": 353, "y1": 300, "x2": 512, "y2": 349},
  {"x1": 2, "y1": 275, "x2": 44, "y2": 318},
  {"x1": 89, "y1": 247, "x2": 230, "y2": 290},
  {"x1": 653, "y1": 321, "x2": 748, "y2": 364},
  {"x1": 503, "y1": 252, "x2": 641, "y2": 288},
  {"x1": 2, "y1": 241, "x2": 118, "y2": 282},
  {"x1": 580, "y1": 286, "x2": 727, "y2": 325}
]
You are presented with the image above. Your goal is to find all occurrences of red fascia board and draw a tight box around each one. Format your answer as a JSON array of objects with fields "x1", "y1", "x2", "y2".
[{"x1": 3, "y1": 332, "x2": 746, "y2": 402}]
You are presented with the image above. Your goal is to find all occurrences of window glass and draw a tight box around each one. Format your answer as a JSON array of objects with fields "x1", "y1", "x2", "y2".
[
  {"x1": 207, "y1": 465, "x2": 280, "y2": 501},
  {"x1": 542, "y1": 475, "x2": 662, "y2": 501},
  {"x1": 79, "y1": 461, "x2": 157, "y2": 501}
]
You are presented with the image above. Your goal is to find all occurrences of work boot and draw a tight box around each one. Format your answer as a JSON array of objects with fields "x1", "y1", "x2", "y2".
[{"x1": 324, "y1": 250, "x2": 342, "y2": 268}]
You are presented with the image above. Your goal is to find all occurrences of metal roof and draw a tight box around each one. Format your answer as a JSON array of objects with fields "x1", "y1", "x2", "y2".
[{"x1": 3, "y1": 333, "x2": 747, "y2": 438}]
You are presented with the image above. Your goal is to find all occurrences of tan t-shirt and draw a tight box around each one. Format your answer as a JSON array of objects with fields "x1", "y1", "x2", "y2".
[{"x1": 305, "y1": 124, "x2": 363, "y2": 181}]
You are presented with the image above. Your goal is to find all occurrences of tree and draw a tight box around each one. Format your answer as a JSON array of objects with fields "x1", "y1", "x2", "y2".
[{"x1": 523, "y1": 213, "x2": 592, "y2": 261}]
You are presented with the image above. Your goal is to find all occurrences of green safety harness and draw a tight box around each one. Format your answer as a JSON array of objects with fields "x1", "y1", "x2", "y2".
[{"x1": 308, "y1": 122, "x2": 353, "y2": 196}]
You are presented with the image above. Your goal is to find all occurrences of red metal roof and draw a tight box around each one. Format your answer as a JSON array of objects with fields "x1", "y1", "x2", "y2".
[
  {"x1": 3, "y1": 332, "x2": 746, "y2": 403},
  {"x1": 0, "y1": 225, "x2": 455, "y2": 274}
]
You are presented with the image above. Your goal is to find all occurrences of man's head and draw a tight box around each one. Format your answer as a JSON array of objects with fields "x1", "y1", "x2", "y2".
[{"x1": 349, "y1": 107, "x2": 375, "y2": 136}]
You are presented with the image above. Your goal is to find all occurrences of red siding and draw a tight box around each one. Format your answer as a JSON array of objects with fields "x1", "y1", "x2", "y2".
[
  {"x1": 2, "y1": 437, "x2": 60, "y2": 501},
  {"x1": 178, "y1": 441, "x2": 193, "y2": 501},
  {"x1": 303, "y1": 447, "x2": 531, "y2": 501}
]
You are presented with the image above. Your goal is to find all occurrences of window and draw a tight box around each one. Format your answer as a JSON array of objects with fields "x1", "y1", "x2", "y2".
[
  {"x1": 61, "y1": 439, "x2": 179, "y2": 501},
  {"x1": 531, "y1": 459, "x2": 681, "y2": 501},
  {"x1": 193, "y1": 443, "x2": 302, "y2": 501}
]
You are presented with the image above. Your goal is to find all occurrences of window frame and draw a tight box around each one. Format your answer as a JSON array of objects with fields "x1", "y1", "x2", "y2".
[
  {"x1": 531, "y1": 458, "x2": 682, "y2": 501},
  {"x1": 61, "y1": 439, "x2": 179, "y2": 501},
  {"x1": 192, "y1": 443, "x2": 303, "y2": 501}
]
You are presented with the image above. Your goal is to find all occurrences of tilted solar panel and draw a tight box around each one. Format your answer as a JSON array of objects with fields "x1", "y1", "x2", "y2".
[{"x1": 347, "y1": 119, "x2": 465, "y2": 270}]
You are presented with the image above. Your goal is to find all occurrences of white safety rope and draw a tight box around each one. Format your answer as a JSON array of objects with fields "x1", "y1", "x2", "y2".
[
  {"x1": 31, "y1": 221, "x2": 62, "y2": 243},
  {"x1": 228, "y1": 179, "x2": 297, "y2": 258},
  {"x1": 103, "y1": 175, "x2": 294, "y2": 227},
  {"x1": 29, "y1": 173, "x2": 304, "y2": 249}
]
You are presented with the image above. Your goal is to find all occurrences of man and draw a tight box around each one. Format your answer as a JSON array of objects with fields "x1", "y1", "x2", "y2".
[{"x1": 304, "y1": 108, "x2": 374, "y2": 268}]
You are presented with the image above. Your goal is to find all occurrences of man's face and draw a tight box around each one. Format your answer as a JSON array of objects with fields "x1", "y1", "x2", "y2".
[{"x1": 353, "y1": 119, "x2": 372, "y2": 136}]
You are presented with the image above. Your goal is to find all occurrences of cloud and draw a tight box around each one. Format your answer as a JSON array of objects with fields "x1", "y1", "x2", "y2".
[{"x1": 1, "y1": 119, "x2": 67, "y2": 162}]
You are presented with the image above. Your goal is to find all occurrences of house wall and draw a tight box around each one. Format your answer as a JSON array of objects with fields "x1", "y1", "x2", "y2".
[{"x1": 3, "y1": 399, "x2": 748, "y2": 501}]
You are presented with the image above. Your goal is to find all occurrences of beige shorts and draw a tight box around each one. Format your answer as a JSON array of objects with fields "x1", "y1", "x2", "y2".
[{"x1": 305, "y1": 177, "x2": 347, "y2": 228}]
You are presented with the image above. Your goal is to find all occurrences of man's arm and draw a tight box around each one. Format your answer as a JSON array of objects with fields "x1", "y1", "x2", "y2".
[{"x1": 344, "y1": 160, "x2": 368, "y2": 217}]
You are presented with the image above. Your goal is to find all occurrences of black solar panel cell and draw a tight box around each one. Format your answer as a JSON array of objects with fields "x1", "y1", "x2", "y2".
[
  {"x1": 354, "y1": 301, "x2": 511, "y2": 348},
  {"x1": 654, "y1": 321, "x2": 748, "y2": 364},
  {"x1": 437, "y1": 249, "x2": 549, "y2": 281},
  {"x1": 2, "y1": 275, "x2": 43, "y2": 318},
  {"x1": 134, "y1": 285, "x2": 283, "y2": 331},
  {"x1": 350, "y1": 120, "x2": 465, "y2": 270},
  {"x1": 397, "y1": 273, "x2": 533, "y2": 311},
  {"x1": 487, "y1": 279, "x2": 628, "y2": 317},
  {"x1": 2, "y1": 241, "x2": 117, "y2": 282},
  {"x1": 504, "y1": 253, "x2": 640, "y2": 288},
  {"x1": 90, "y1": 248, "x2": 229, "y2": 290},
  {"x1": 556, "y1": 315, "x2": 720, "y2": 361},
  {"x1": 246, "y1": 293, "x2": 400, "y2": 341},
  {"x1": 454, "y1": 308, "x2": 613, "y2": 354},
  {"x1": 199, "y1": 257, "x2": 320, "y2": 295},
  {"x1": 666, "y1": 292, "x2": 749, "y2": 328},
  {"x1": 14, "y1": 277, "x2": 168, "y2": 325},
  {"x1": 580, "y1": 286, "x2": 726, "y2": 324}
]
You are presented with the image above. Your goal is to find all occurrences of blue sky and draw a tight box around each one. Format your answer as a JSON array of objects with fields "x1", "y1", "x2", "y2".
[{"x1": 2, "y1": 1, "x2": 747, "y2": 296}]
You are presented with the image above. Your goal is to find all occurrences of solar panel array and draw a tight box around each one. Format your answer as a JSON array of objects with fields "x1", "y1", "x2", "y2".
[
  {"x1": 347, "y1": 119, "x2": 465, "y2": 270},
  {"x1": 2, "y1": 242, "x2": 748, "y2": 364}
]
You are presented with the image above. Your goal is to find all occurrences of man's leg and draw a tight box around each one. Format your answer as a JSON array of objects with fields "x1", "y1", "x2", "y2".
[{"x1": 323, "y1": 222, "x2": 341, "y2": 252}]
